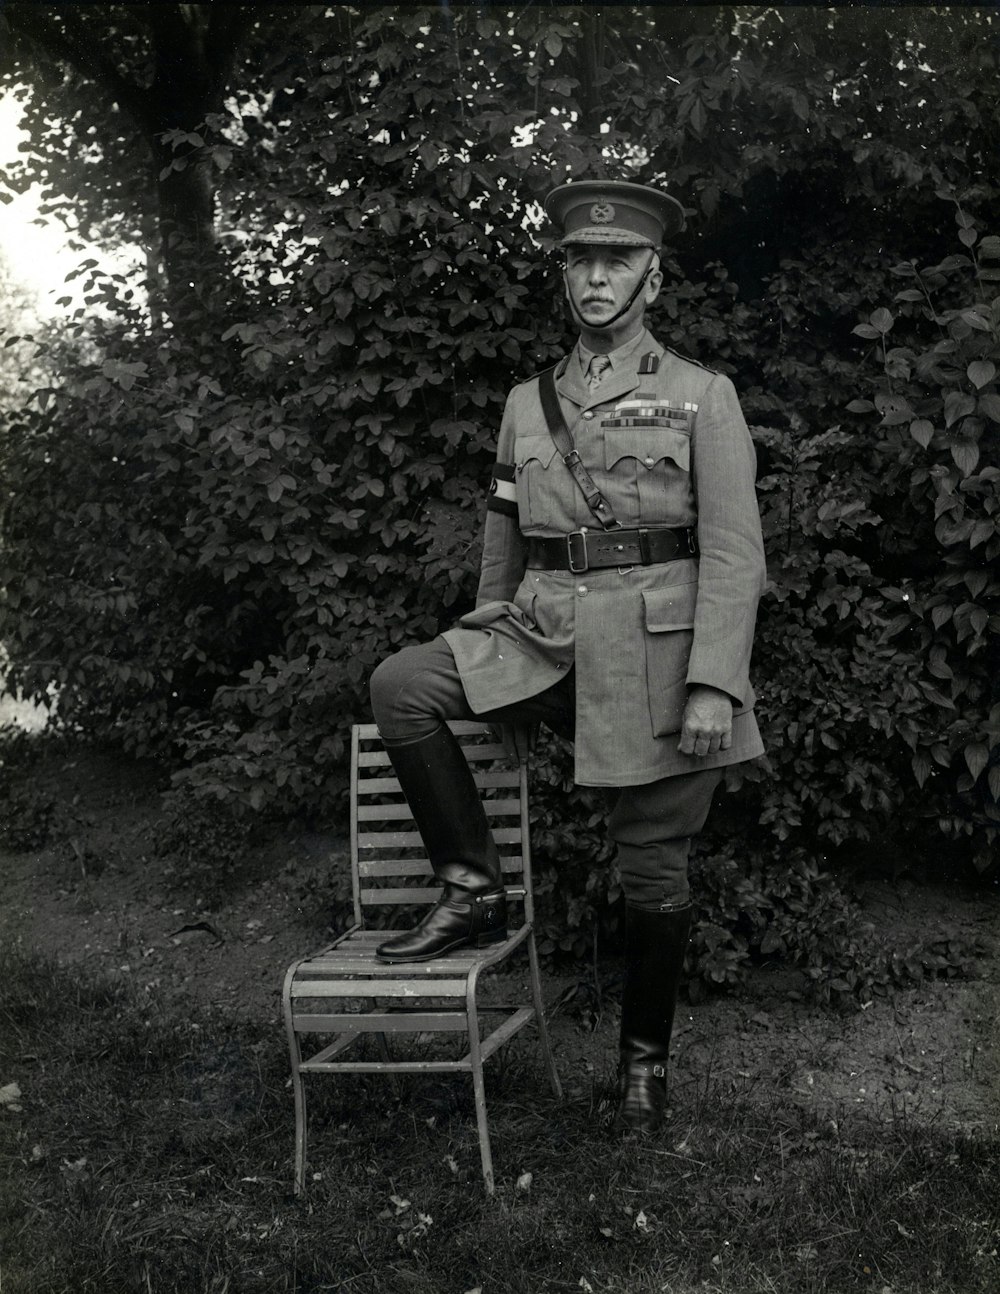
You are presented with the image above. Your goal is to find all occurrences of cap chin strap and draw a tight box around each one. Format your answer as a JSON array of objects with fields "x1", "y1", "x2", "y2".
[{"x1": 564, "y1": 248, "x2": 657, "y2": 332}]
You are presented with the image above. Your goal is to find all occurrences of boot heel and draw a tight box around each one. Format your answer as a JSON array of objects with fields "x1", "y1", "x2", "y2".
[{"x1": 476, "y1": 926, "x2": 508, "y2": 947}]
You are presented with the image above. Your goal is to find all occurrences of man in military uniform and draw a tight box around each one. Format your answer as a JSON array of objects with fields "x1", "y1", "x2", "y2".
[{"x1": 369, "y1": 180, "x2": 765, "y2": 1132}]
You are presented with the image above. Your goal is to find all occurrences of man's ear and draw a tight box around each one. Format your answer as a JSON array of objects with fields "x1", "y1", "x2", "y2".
[{"x1": 644, "y1": 264, "x2": 664, "y2": 306}]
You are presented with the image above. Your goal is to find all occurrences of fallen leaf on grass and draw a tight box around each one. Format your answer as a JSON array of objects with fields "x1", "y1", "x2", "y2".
[
  {"x1": 168, "y1": 921, "x2": 223, "y2": 943},
  {"x1": 0, "y1": 1082, "x2": 23, "y2": 1112}
]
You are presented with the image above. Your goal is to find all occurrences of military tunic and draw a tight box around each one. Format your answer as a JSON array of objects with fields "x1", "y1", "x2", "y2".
[{"x1": 442, "y1": 327, "x2": 766, "y2": 787}]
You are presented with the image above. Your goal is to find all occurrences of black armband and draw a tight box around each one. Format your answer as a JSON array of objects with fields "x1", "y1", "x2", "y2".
[{"x1": 486, "y1": 462, "x2": 517, "y2": 518}]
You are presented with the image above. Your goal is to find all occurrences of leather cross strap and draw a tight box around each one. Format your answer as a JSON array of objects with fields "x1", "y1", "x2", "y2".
[
  {"x1": 527, "y1": 526, "x2": 698, "y2": 573},
  {"x1": 538, "y1": 365, "x2": 621, "y2": 531}
]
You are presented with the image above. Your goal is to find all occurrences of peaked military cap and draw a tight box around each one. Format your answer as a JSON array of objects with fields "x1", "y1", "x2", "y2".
[{"x1": 544, "y1": 179, "x2": 685, "y2": 247}]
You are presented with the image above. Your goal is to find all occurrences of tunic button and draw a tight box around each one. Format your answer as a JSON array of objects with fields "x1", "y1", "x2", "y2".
[
  {"x1": 583, "y1": 410, "x2": 594, "y2": 420},
  {"x1": 577, "y1": 585, "x2": 588, "y2": 596},
  {"x1": 644, "y1": 456, "x2": 655, "y2": 467}
]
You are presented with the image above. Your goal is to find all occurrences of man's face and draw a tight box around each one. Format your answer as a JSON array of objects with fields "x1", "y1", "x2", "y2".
[{"x1": 563, "y1": 245, "x2": 663, "y2": 331}]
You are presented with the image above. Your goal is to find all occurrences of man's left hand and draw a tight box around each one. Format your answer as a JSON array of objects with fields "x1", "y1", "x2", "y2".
[{"x1": 678, "y1": 685, "x2": 733, "y2": 757}]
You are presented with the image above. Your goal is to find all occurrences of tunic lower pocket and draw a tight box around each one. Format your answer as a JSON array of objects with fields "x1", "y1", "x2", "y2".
[{"x1": 641, "y1": 583, "x2": 697, "y2": 737}]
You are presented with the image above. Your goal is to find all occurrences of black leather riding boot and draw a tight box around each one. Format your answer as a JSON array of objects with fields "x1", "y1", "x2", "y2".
[
  {"x1": 375, "y1": 725, "x2": 507, "y2": 963},
  {"x1": 614, "y1": 902, "x2": 693, "y2": 1133}
]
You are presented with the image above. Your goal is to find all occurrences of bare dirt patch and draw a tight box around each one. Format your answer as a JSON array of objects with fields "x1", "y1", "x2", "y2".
[{"x1": 2, "y1": 742, "x2": 998, "y2": 1134}]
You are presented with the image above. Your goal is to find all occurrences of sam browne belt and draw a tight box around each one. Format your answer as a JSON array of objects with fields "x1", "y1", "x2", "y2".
[{"x1": 526, "y1": 525, "x2": 698, "y2": 574}]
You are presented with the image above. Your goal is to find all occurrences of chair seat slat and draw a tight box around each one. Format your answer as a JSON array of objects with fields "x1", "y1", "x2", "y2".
[
  {"x1": 291, "y1": 978, "x2": 468, "y2": 998},
  {"x1": 294, "y1": 946, "x2": 525, "y2": 975},
  {"x1": 295, "y1": 958, "x2": 484, "y2": 976},
  {"x1": 300, "y1": 1059, "x2": 472, "y2": 1073}
]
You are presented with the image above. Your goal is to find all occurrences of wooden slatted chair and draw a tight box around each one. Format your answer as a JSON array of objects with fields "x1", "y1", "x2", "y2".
[{"x1": 282, "y1": 721, "x2": 562, "y2": 1195}]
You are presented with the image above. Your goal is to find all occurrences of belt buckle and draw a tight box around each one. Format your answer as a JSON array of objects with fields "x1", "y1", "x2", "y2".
[{"x1": 567, "y1": 529, "x2": 589, "y2": 573}]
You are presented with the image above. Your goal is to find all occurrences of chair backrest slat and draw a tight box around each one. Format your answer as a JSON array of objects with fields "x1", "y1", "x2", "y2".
[
  {"x1": 356, "y1": 798, "x2": 521, "y2": 822},
  {"x1": 358, "y1": 856, "x2": 524, "y2": 878},
  {"x1": 349, "y1": 723, "x2": 533, "y2": 924},
  {"x1": 358, "y1": 770, "x2": 519, "y2": 794}
]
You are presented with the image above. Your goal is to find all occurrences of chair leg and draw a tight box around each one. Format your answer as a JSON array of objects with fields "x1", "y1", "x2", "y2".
[
  {"x1": 283, "y1": 962, "x2": 309, "y2": 1194},
  {"x1": 527, "y1": 935, "x2": 563, "y2": 1100},
  {"x1": 465, "y1": 993, "x2": 495, "y2": 1195},
  {"x1": 292, "y1": 1068, "x2": 308, "y2": 1195}
]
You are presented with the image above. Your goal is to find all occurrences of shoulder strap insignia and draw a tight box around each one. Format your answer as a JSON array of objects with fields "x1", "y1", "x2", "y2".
[
  {"x1": 662, "y1": 345, "x2": 720, "y2": 376},
  {"x1": 638, "y1": 352, "x2": 659, "y2": 374}
]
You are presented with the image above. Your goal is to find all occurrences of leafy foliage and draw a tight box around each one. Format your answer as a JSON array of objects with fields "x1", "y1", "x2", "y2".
[{"x1": 1, "y1": 6, "x2": 997, "y2": 976}]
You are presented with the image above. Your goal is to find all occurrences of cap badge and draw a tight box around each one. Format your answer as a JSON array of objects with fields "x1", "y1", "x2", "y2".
[{"x1": 589, "y1": 201, "x2": 615, "y2": 224}]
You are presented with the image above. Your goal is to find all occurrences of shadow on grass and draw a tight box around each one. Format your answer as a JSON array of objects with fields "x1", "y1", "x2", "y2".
[{"x1": 1, "y1": 946, "x2": 998, "y2": 1294}]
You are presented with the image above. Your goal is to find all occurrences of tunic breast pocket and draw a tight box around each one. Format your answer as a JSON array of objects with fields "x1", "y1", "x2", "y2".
[
  {"x1": 514, "y1": 436, "x2": 558, "y2": 529},
  {"x1": 641, "y1": 582, "x2": 697, "y2": 737},
  {"x1": 603, "y1": 427, "x2": 691, "y2": 525}
]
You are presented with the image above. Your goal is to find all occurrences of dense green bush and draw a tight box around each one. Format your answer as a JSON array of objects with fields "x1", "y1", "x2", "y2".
[{"x1": 1, "y1": 7, "x2": 997, "y2": 977}]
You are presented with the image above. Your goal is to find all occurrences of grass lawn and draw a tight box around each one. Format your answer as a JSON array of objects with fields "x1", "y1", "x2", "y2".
[{"x1": 2, "y1": 943, "x2": 998, "y2": 1294}]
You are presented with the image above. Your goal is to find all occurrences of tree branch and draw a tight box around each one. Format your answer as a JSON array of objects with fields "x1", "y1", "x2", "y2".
[{"x1": 2, "y1": 3, "x2": 156, "y2": 133}]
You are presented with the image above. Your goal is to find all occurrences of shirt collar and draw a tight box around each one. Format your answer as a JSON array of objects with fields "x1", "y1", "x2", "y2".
[{"x1": 577, "y1": 326, "x2": 650, "y2": 378}]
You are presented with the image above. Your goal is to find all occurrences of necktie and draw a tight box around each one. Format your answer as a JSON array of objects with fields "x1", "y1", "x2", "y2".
[{"x1": 587, "y1": 355, "x2": 612, "y2": 388}]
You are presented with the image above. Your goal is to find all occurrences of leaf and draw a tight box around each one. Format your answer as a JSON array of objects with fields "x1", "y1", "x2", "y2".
[
  {"x1": 978, "y1": 392, "x2": 1000, "y2": 424},
  {"x1": 852, "y1": 324, "x2": 880, "y2": 340},
  {"x1": 875, "y1": 393, "x2": 913, "y2": 426},
  {"x1": 951, "y1": 442, "x2": 979, "y2": 475},
  {"x1": 909, "y1": 419, "x2": 934, "y2": 448},
  {"x1": 869, "y1": 307, "x2": 894, "y2": 333},
  {"x1": 921, "y1": 685, "x2": 956, "y2": 711},
  {"x1": 847, "y1": 398, "x2": 875, "y2": 413},
  {"x1": 961, "y1": 309, "x2": 992, "y2": 332},
  {"x1": 451, "y1": 168, "x2": 471, "y2": 201},
  {"x1": 967, "y1": 360, "x2": 996, "y2": 389},
  {"x1": 963, "y1": 743, "x2": 989, "y2": 782},
  {"x1": 379, "y1": 207, "x2": 401, "y2": 236},
  {"x1": 0, "y1": 1082, "x2": 23, "y2": 1110},
  {"x1": 958, "y1": 226, "x2": 978, "y2": 248},
  {"x1": 418, "y1": 140, "x2": 440, "y2": 171},
  {"x1": 944, "y1": 391, "x2": 975, "y2": 427}
]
